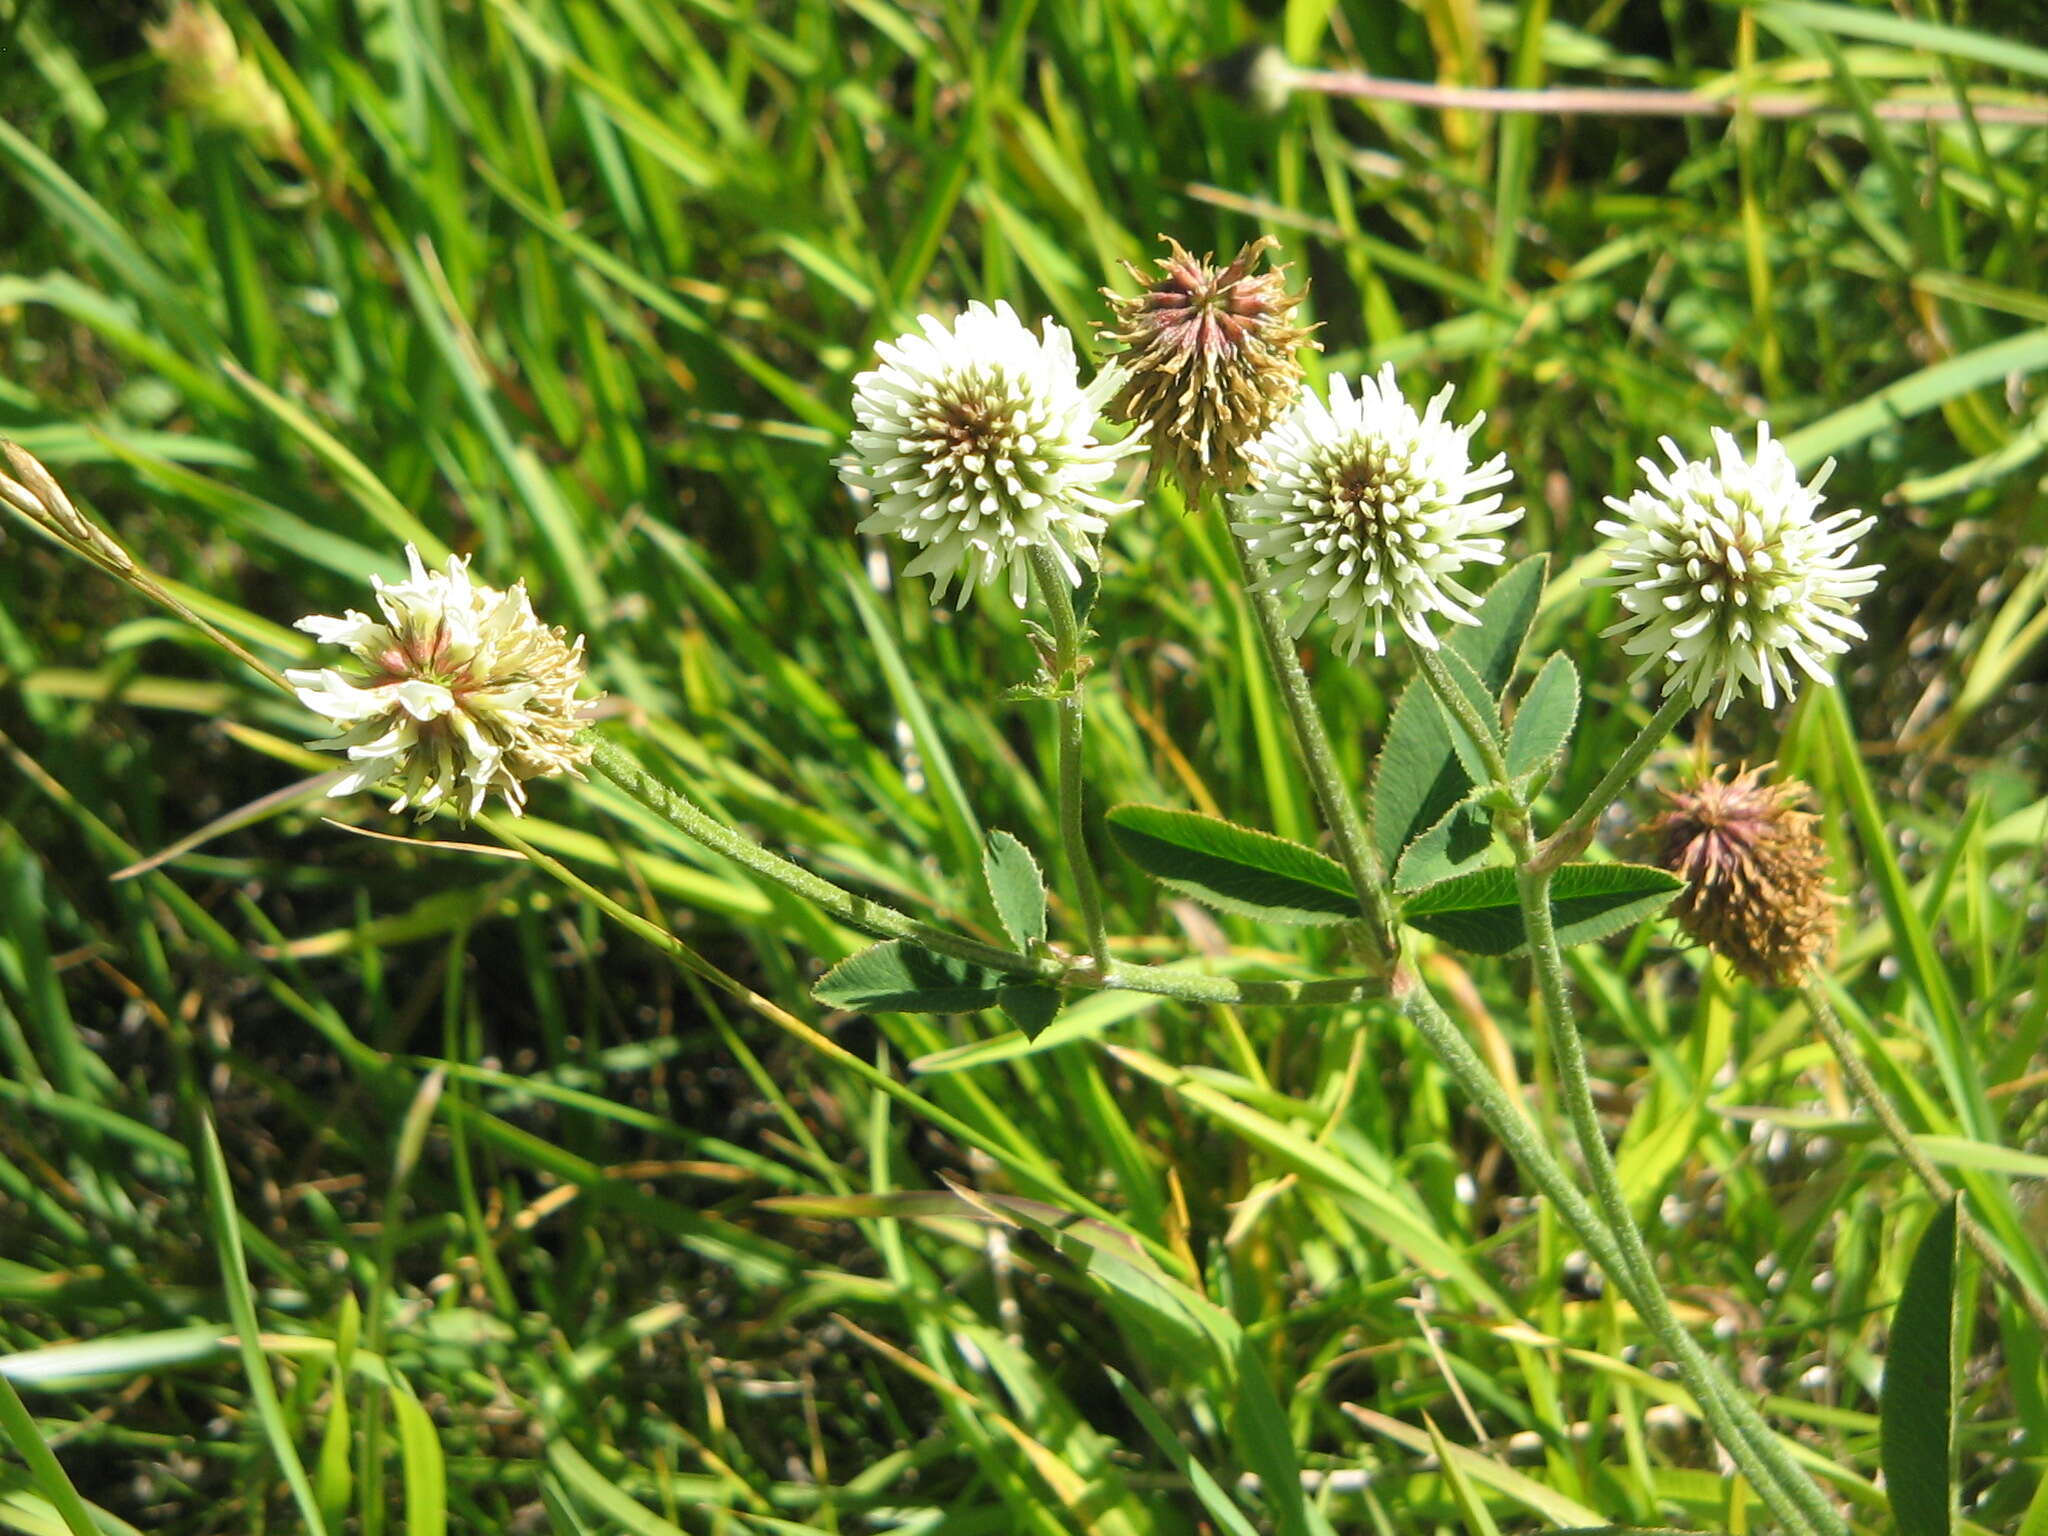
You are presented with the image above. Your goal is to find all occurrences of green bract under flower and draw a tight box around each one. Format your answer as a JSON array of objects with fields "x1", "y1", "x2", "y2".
[
  {"x1": 288, "y1": 546, "x2": 595, "y2": 819},
  {"x1": 1596, "y1": 427, "x2": 1881, "y2": 715},
  {"x1": 838, "y1": 301, "x2": 1144, "y2": 607},
  {"x1": 1230, "y1": 365, "x2": 1520, "y2": 658}
]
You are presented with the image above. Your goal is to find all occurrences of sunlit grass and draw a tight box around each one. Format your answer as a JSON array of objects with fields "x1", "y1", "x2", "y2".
[{"x1": 2, "y1": 1, "x2": 2047, "y2": 1530}]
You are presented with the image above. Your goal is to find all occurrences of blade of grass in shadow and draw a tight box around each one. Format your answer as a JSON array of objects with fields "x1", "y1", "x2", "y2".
[{"x1": 197, "y1": 1109, "x2": 329, "y2": 1536}]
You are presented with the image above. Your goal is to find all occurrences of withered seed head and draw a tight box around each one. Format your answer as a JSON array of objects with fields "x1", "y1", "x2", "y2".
[
  {"x1": 1098, "y1": 235, "x2": 1318, "y2": 501},
  {"x1": 1644, "y1": 763, "x2": 1835, "y2": 987}
]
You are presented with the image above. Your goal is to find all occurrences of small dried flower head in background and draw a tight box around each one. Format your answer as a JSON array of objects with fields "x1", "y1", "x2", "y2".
[
  {"x1": 1099, "y1": 236, "x2": 1317, "y2": 499},
  {"x1": 1595, "y1": 425, "x2": 1881, "y2": 715},
  {"x1": 288, "y1": 546, "x2": 595, "y2": 819},
  {"x1": 1645, "y1": 763, "x2": 1834, "y2": 986},
  {"x1": 839, "y1": 301, "x2": 1144, "y2": 607},
  {"x1": 0, "y1": 441, "x2": 137, "y2": 576},
  {"x1": 1230, "y1": 364, "x2": 1520, "y2": 658},
  {"x1": 145, "y1": 1, "x2": 298, "y2": 160}
]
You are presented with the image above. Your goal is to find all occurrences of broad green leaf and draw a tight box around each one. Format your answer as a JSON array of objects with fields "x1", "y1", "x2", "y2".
[
  {"x1": 982, "y1": 830, "x2": 1047, "y2": 950},
  {"x1": 997, "y1": 984, "x2": 1062, "y2": 1040},
  {"x1": 813, "y1": 941, "x2": 1009, "y2": 1013},
  {"x1": 1446, "y1": 554, "x2": 1548, "y2": 695},
  {"x1": 1372, "y1": 560, "x2": 1542, "y2": 869},
  {"x1": 1507, "y1": 652, "x2": 1579, "y2": 784},
  {"x1": 1882, "y1": 1199, "x2": 1959, "y2": 1536},
  {"x1": 1401, "y1": 863, "x2": 1683, "y2": 956},
  {"x1": 1106, "y1": 805, "x2": 1355, "y2": 926},
  {"x1": 1393, "y1": 795, "x2": 1497, "y2": 893}
]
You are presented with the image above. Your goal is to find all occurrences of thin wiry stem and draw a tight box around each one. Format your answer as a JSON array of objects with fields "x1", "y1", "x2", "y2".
[
  {"x1": 592, "y1": 736, "x2": 1382, "y2": 1010},
  {"x1": 1280, "y1": 66, "x2": 2048, "y2": 125},
  {"x1": 1225, "y1": 528, "x2": 1399, "y2": 965},
  {"x1": 1803, "y1": 973, "x2": 2048, "y2": 1335},
  {"x1": 1510, "y1": 826, "x2": 1842, "y2": 1536},
  {"x1": 1029, "y1": 546, "x2": 1111, "y2": 969}
]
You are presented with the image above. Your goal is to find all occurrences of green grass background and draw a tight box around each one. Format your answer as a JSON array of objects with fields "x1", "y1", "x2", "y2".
[{"x1": 4, "y1": 0, "x2": 2048, "y2": 1529}]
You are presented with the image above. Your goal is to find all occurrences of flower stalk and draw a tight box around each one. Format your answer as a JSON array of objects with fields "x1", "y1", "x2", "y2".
[
  {"x1": 1507, "y1": 821, "x2": 1842, "y2": 1536},
  {"x1": 1399, "y1": 976, "x2": 1835, "y2": 1536},
  {"x1": 1226, "y1": 531, "x2": 1399, "y2": 965},
  {"x1": 1531, "y1": 689, "x2": 1695, "y2": 873},
  {"x1": 1029, "y1": 546, "x2": 1112, "y2": 969}
]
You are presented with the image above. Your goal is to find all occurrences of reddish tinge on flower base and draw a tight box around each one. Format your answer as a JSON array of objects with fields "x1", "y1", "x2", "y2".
[
  {"x1": 1645, "y1": 764, "x2": 1834, "y2": 986},
  {"x1": 289, "y1": 546, "x2": 595, "y2": 819},
  {"x1": 1099, "y1": 236, "x2": 1317, "y2": 499}
]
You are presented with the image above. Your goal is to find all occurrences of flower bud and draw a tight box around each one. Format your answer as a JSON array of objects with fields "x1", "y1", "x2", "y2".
[
  {"x1": 1645, "y1": 764, "x2": 1834, "y2": 986},
  {"x1": 1099, "y1": 236, "x2": 1316, "y2": 500},
  {"x1": 0, "y1": 441, "x2": 136, "y2": 574},
  {"x1": 145, "y1": 2, "x2": 298, "y2": 160}
]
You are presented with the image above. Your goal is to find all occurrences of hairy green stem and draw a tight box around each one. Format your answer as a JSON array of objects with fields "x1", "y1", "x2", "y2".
[
  {"x1": 1222, "y1": 523, "x2": 1829, "y2": 1528},
  {"x1": 591, "y1": 736, "x2": 1379, "y2": 1010},
  {"x1": 1401, "y1": 978, "x2": 1827, "y2": 1536},
  {"x1": 1532, "y1": 689, "x2": 1693, "y2": 872},
  {"x1": 1415, "y1": 644, "x2": 1511, "y2": 786},
  {"x1": 591, "y1": 736, "x2": 1036, "y2": 973},
  {"x1": 1511, "y1": 836, "x2": 1841, "y2": 1536},
  {"x1": 1029, "y1": 547, "x2": 1111, "y2": 968},
  {"x1": 1411, "y1": 643, "x2": 1829, "y2": 1531},
  {"x1": 1226, "y1": 535, "x2": 1399, "y2": 965},
  {"x1": 1803, "y1": 973, "x2": 2048, "y2": 1334}
]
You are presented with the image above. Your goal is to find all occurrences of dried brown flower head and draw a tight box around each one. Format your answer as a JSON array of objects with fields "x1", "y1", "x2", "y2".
[
  {"x1": 1099, "y1": 236, "x2": 1318, "y2": 499},
  {"x1": 1645, "y1": 763, "x2": 1835, "y2": 986}
]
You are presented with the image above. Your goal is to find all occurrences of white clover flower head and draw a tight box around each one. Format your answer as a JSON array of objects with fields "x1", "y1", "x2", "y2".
[
  {"x1": 1229, "y1": 364, "x2": 1520, "y2": 658},
  {"x1": 838, "y1": 300, "x2": 1144, "y2": 607},
  {"x1": 286, "y1": 546, "x2": 595, "y2": 819},
  {"x1": 1594, "y1": 425, "x2": 1881, "y2": 716}
]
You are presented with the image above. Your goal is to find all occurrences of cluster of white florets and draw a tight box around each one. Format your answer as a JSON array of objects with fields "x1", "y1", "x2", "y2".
[
  {"x1": 837, "y1": 301, "x2": 1144, "y2": 607},
  {"x1": 1594, "y1": 427, "x2": 1880, "y2": 714},
  {"x1": 1229, "y1": 365, "x2": 1520, "y2": 658},
  {"x1": 274, "y1": 268, "x2": 1884, "y2": 821},
  {"x1": 288, "y1": 546, "x2": 593, "y2": 819}
]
